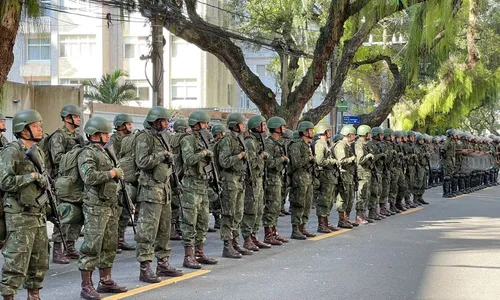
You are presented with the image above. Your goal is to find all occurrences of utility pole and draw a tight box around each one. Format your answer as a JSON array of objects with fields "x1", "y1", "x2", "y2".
[{"x1": 152, "y1": 14, "x2": 164, "y2": 107}]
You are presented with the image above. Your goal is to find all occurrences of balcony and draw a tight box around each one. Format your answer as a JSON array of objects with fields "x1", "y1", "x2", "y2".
[{"x1": 20, "y1": 16, "x2": 51, "y2": 34}]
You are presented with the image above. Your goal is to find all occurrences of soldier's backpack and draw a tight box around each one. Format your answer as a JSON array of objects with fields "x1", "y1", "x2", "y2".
[
  {"x1": 38, "y1": 129, "x2": 61, "y2": 179},
  {"x1": 170, "y1": 132, "x2": 190, "y2": 178},
  {"x1": 54, "y1": 143, "x2": 85, "y2": 204},
  {"x1": 119, "y1": 130, "x2": 145, "y2": 185}
]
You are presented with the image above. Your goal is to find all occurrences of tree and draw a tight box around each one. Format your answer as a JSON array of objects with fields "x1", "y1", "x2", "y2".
[{"x1": 82, "y1": 70, "x2": 138, "y2": 105}]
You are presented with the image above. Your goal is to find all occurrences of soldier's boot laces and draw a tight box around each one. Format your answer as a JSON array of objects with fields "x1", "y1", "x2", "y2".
[
  {"x1": 118, "y1": 230, "x2": 135, "y2": 251},
  {"x1": 345, "y1": 211, "x2": 359, "y2": 227},
  {"x1": 183, "y1": 247, "x2": 202, "y2": 269},
  {"x1": 251, "y1": 234, "x2": 271, "y2": 249},
  {"x1": 96, "y1": 268, "x2": 127, "y2": 293},
  {"x1": 337, "y1": 212, "x2": 353, "y2": 229},
  {"x1": 273, "y1": 227, "x2": 289, "y2": 243},
  {"x1": 243, "y1": 236, "x2": 259, "y2": 252},
  {"x1": 170, "y1": 224, "x2": 182, "y2": 241},
  {"x1": 325, "y1": 216, "x2": 339, "y2": 231},
  {"x1": 139, "y1": 262, "x2": 161, "y2": 283},
  {"x1": 222, "y1": 241, "x2": 242, "y2": 259},
  {"x1": 195, "y1": 245, "x2": 218, "y2": 265},
  {"x1": 80, "y1": 271, "x2": 101, "y2": 300},
  {"x1": 52, "y1": 242, "x2": 70, "y2": 264},
  {"x1": 65, "y1": 241, "x2": 81, "y2": 259},
  {"x1": 232, "y1": 238, "x2": 253, "y2": 255},
  {"x1": 317, "y1": 216, "x2": 332, "y2": 234},
  {"x1": 27, "y1": 289, "x2": 40, "y2": 300},
  {"x1": 299, "y1": 224, "x2": 316, "y2": 238},
  {"x1": 264, "y1": 227, "x2": 282, "y2": 245},
  {"x1": 157, "y1": 257, "x2": 183, "y2": 277},
  {"x1": 290, "y1": 225, "x2": 307, "y2": 240}
]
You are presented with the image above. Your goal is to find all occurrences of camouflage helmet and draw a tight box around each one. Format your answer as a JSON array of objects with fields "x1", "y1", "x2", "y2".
[
  {"x1": 146, "y1": 106, "x2": 170, "y2": 123},
  {"x1": 445, "y1": 129, "x2": 454, "y2": 137},
  {"x1": 188, "y1": 110, "x2": 210, "y2": 127},
  {"x1": 383, "y1": 128, "x2": 394, "y2": 137},
  {"x1": 84, "y1": 116, "x2": 112, "y2": 135},
  {"x1": 267, "y1": 117, "x2": 286, "y2": 129},
  {"x1": 297, "y1": 121, "x2": 314, "y2": 133},
  {"x1": 12, "y1": 109, "x2": 43, "y2": 134},
  {"x1": 314, "y1": 123, "x2": 332, "y2": 135},
  {"x1": 371, "y1": 127, "x2": 383, "y2": 136},
  {"x1": 415, "y1": 133, "x2": 424, "y2": 140},
  {"x1": 60, "y1": 104, "x2": 81, "y2": 117},
  {"x1": 113, "y1": 113, "x2": 133, "y2": 128},
  {"x1": 283, "y1": 129, "x2": 293, "y2": 139},
  {"x1": 394, "y1": 130, "x2": 404, "y2": 138},
  {"x1": 405, "y1": 130, "x2": 415, "y2": 137},
  {"x1": 0, "y1": 113, "x2": 5, "y2": 120},
  {"x1": 211, "y1": 123, "x2": 226, "y2": 136},
  {"x1": 247, "y1": 115, "x2": 266, "y2": 130},
  {"x1": 173, "y1": 118, "x2": 189, "y2": 132},
  {"x1": 340, "y1": 125, "x2": 356, "y2": 136},
  {"x1": 226, "y1": 112, "x2": 246, "y2": 129},
  {"x1": 292, "y1": 130, "x2": 300, "y2": 139},
  {"x1": 357, "y1": 125, "x2": 371, "y2": 136},
  {"x1": 333, "y1": 133, "x2": 343, "y2": 142}
]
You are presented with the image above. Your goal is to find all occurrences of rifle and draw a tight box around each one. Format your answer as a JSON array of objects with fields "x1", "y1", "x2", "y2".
[
  {"x1": 258, "y1": 133, "x2": 268, "y2": 182},
  {"x1": 158, "y1": 132, "x2": 183, "y2": 198},
  {"x1": 199, "y1": 129, "x2": 222, "y2": 197},
  {"x1": 104, "y1": 142, "x2": 136, "y2": 234},
  {"x1": 349, "y1": 141, "x2": 359, "y2": 191},
  {"x1": 309, "y1": 140, "x2": 318, "y2": 178},
  {"x1": 237, "y1": 133, "x2": 256, "y2": 202},
  {"x1": 281, "y1": 139, "x2": 289, "y2": 187},
  {"x1": 25, "y1": 145, "x2": 68, "y2": 250}
]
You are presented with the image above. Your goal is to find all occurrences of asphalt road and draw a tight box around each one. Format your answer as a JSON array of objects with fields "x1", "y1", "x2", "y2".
[{"x1": 6, "y1": 185, "x2": 500, "y2": 300}]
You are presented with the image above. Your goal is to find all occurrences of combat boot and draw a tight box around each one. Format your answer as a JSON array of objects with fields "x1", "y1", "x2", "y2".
[
  {"x1": 368, "y1": 208, "x2": 382, "y2": 221},
  {"x1": 80, "y1": 270, "x2": 101, "y2": 300},
  {"x1": 390, "y1": 203, "x2": 401, "y2": 214},
  {"x1": 27, "y1": 289, "x2": 40, "y2": 300},
  {"x1": 118, "y1": 229, "x2": 135, "y2": 251},
  {"x1": 380, "y1": 203, "x2": 392, "y2": 216},
  {"x1": 232, "y1": 238, "x2": 253, "y2": 255},
  {"x1": 395, "y1": 201, "x2": 406, "y2": 211},
  {"x1": 299, "y1": 224, "x2": 316, "y2": 237},
  {"x1": 337, "y1": 212, "x2": 353, "y2": 229},
  {"x1": 222, "y1": 240, "x2": 242, "y2": 259},
  {"x1": 355, "y1": 211, "x2": 368, "y2": 225},
  {"x1": 157, "y1": 257, "x2": 183, "y2": 277},
  {"x1": 364, "y1": 211, "x2": 375, "y2": 223},
  {"x1": 139, "y1": 261, "x2": 161, "y2": 283},
  {"x1": 317, "y1": 216, "x2": 332, "y2": 233},
  {"x1": 251, "y1": 234, "x2": 271, "y2": 249},
  {"x1": 345, "y1": 211, "x2": 359, "y2": 227},
  {"x1": 243, "y1": 236, "x2": 259, "y2": 252},
  {"x1": 170, "y1": 224, "x2": 182, "y2": 241},
  {"x1": 183, "y1": 247, "x2": 202, "y2": 269},
  {"x1": 65, "y1": 241, "x2": 81, "y2": 259},
  {"x1": 214, "y1": 214, "x2": 221, "y2": 229},
  {"x1": 273, "y1": 227, "x2": 289, "y2": 243},
  {"x1": 264, "y1": 227, "x2": 282, "y2": 245},
  {"x1": 417, "y1": 196, "x2": 429, "y2": 205},
  {"x1": 376, "y1": 207, "x2": 386, "y2": 219},
  {"x1": 52, "y1": 242, "x2": 70, "y2": 264},
  {"x1": 325, "y1": 216, "x2": 339, "y2": 231},
  {"x1": 208, "y1": 227, "x2": 217, "y2": 233},
  {"x1": 195, "y1": 244, "x2": 218, "y2": 265},
  {"x1": 290, "y1": 225, "x2": 307, "y2": 240},
  {"x1": 96, "y1": 268, "x2": 127, "y2": 293}
]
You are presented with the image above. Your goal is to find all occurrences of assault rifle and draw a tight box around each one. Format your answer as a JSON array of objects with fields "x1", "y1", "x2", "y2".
[
  {"x1": 25, "y1": 145, "x2": 68, "y2": 250},
  {"x1": 237, "y1": 133, "x2": 256, "y2": 202},
  {"x1": 104, "y1": 142, "x2": 136, "y2": 234},
  {"x1": 258, "y1": 133, "x2": 268, "y2": 182},
  {"x1": 158, "y1": 132, "x2": 183, "y2": 198},
  {"x1": 309, "y1": 140, "x2": 318, "y2": 178},
  {"x1": 199, "y1": 129, "x2": 222, "y2": 197}
]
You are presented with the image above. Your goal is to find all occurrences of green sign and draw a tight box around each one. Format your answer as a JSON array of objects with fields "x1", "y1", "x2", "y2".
[{"x1": 336, "y1": 99, "x2": 348, "y2": 112}]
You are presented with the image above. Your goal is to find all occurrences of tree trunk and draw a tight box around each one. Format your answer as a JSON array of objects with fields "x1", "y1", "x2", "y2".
[
  {"x1": 0, "y1": 0, "x2": 23, "y2": 88},
  {"x1": 466, "y1": 0, "x2": 479, "y2": 69}
]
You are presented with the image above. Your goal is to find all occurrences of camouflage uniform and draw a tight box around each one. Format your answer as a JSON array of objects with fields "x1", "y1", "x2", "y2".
[
  {"x1": 0, "y1": 135, "x2": 7, "y2": 148},
  {"x1": 403, "y1": 134, "x2": 418, "y2": 207},
  {"x1": 170, "y1": 130, "x2": 190, "y2": 240},
  {"x1": 365, "y1": 138, "x2": 383, "y2": 220},
  {"x1": 333, "y1": 136, "x2": 357, "y2": 218},
  {"x1": 354, "y1": 137, "x2": 373, "y2": 216},
  {"x1": 414, "y1": 136, "x2": 429, "y2": 204},
  {"x1": 441, "y1": 132, "x2": 457, "y2": 197},
  {"x1": 394, "y1": 136, "x2": 409, "y2": 210}
]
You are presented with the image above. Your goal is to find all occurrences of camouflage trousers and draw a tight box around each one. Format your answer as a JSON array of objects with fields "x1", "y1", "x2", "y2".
[
  {"x1": 414, "y1": 165, "x2": 426, "y2": 197},
  {"x1": 180, "y1": 178, "x2": 209, "y2": 248},
  {"x1": 241, "y1": 177, "x2": 264, "y2": 239},
  {"x1": 263, "y1": 175, "x2": 282, "y2": 227},
  {"x1": 388, "y1": 169, "x2": 399, "y2": 204},
  {"x1": 397, "y1": 168, "x2": 408, "y2": 200},
  {"x1": 135, "y1": 201, "x2": 172, "y2": 263},
  {"x1": 281, "y1": 185, "x2": 290, "y2": 205},
  {"x1": 171, "y1": 194, "x2": 181, "y2": 228},
  {"x1": 208, "y1": 187, "x2": 221, "y2": 216},
  {"x1": 405, "y1": 166, "x2": 416, "y2": 200},
  {"x1": 356, "y1": 171, "x2": 371, "y2": 211},
  {"x1": 220, "y1": 175, "x2": 245, "y2": 241},
  {"x1": 289, "y1": 176, "x2": 313, "y2": 226},
  {"x1": 52, "y1": 201, "x2": 82, "y2": 243},
  {"x1": 78, "y1": 204, "x2": 119, "y2": 271},
  {"x1": 369, "y1": 172, "x2": 382, "y2": 210},
  {"x1": 337, "y1": 175, "x2": 354, "y2": 213},
  {"x1": 0, "y1": 214, "x2": 48, "y2": 296},
  {"x1": 316, "y1": 181, "x2": 336, "y2": 217},
  {"x1": 118, "y1": 206, "x2": 130, "y2": 232},
  {"x1": 380, "y1": 171, "x2": 391, "y2": 204}
]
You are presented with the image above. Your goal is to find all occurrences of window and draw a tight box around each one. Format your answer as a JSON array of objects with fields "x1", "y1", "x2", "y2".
[
  {"x1": 28, "y1": 81, "x2": 51, "y2": 85},
  {"x1": 172, "y1": 36, "x2": 193, "y2": 58},
  {"x1": 28, "y1": 38, "x2": 50, "y2": 61},
  {"x1": 60, "y1": 0, "x2": 92, "y2": 11},
  {"x1": 39, "y1": 0, "x2": 51, "y2": 17},
  {"x1": 60, "y1": 35, "x2": 96, "y2": 58},
  {"x1": 256, "y1": 65, "x2": 266, "y2": 78},
  {"x1": 60, "y1": 78, "x2": 94, "y2": 93},
  {"x1": 171, "y1": 79, "x2": 198, "y2": 101},
  {"x1": 124, "y1": 37, "x2": 148, "y2": 59},
  {"x1": 127, "y1": 80, "x2": 150, "y2": 101}
]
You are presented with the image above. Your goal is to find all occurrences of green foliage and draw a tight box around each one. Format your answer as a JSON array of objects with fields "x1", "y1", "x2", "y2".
[{"x1": 82, "y1": 70, "x2": 138, "y2": 105}]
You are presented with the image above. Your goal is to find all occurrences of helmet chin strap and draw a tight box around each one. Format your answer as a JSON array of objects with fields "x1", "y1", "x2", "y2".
[
  {"x1": 65, "y1": 115, "x2": 80, "y2": 128},
  {"x1": 25, "y1": 126, "x2": 42, "y2": 142}
]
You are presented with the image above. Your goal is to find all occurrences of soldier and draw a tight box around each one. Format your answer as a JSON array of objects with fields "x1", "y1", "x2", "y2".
[
  {"x1": 314, "y1": 123, "x2": 340, "y2": 233},
  {"x1": 366, "y1": 127, "x2": 387, "y2": 220},
  {"x1": 110, "y1": 113, "x2": 136, "y2": 252},
  {"x1": 50, "y1": 104, "x2": 83, "y2": 264},
  {"x1": 135, "y1": 107, "x2": 183, "y2": 283},
  {"x1": 393, "y1": 131, "x2": 408, "y2": 211},
  {"x1": 263, "y1": 117, "x2": 289, "y2": 245},
  {"x1": 241, "y1": 115, "x2": 271, "y2": 251},
  {"x1": 333, "y1": 125, "x2": 357, "y2": 229},
  {"x1": 403, "y1": 131, "x2": 419, "y2": 208},
  {"x1": 280, "y1": 129, "x2": 293, "y2": 216},
  {"x1": 0, "y1": 109, "x2": 49, "y2": 300},
  {"x1": 0, "y1": 114, "x2": 7, "y2": 147},
  {"x1": 415, "y1": 134, "x2": 430, "y2": 205},
  {"x1": 288, "y1": 121, "x2": 316, "y2": 240},
  {"x1": 354, "y1": 125, "x2": 374, "y2": 225},
  {"x1": 383, "y1": 128, "x2": 400, "y2": 214},
  {"x1": 441, "y1": 130, "x2": 457, "y2": 198},
  {"x1": 77, "y1": 116, "x2": 128, "y2": 299},
  {"x1": 217, "y1": 112, "x2": 252, "y2": 258},
  {"x1": 209, "y1": 124, "x2": 226, "y2": 230},
  {"x1": 179, "y1": 111, "x2": 218, "y2": 269}
]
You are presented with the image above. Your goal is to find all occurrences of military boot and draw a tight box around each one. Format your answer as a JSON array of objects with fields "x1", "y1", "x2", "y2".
[
  {"x1": 243, "y1": 236, "x2": 259, "y2": 252},
  {"x1": 355, "y1": 211, "x2": 368, "y2": 225},
  {"x1": 337, "y1": 212, "x2": 353, "y2": 229},
  {"x1": 195, "y1": 244, "x2": 218, "y2": 265},
  {"x1": 290, "y1": 225, "x2": 307, "y2": 240},
  {"x1": 2, "y1": 295, "x2": 13, "y2": 300},
  {"x1": 80, "y1": 271, "x2": 101, "y2": 300},
  {"x1": 317, "y1": 216, "x2": 332, "y2": 233},
  {"x1": 118, "y1": 229, "x2": 135, "y2": 251},
  {"x1": 96, "y1": 268, "x2": 128, "y2": 293},
  {"x1": 417, "y1": 196, "x2": 429, "y2": 205},
  {"x1": 273, "y1": 227, "x2": 289, "y2": 243},
  {"x1": 390, "y1": 203, "x2": 401, "y2": 214},
  {"x1": 376, "y1": 207, "x2": 387, "y2": 219},
  {"x1": 299, "y1": 224, "x2": 316, "y2": 237},
  {"x1": 27, "y1": 289, "x2": 40, "y2": 300},
  {"x1": 251, "y1": 234, "x2": 271, "y2": 249},
  {"x1": 380, "y1": 203, "x2": 392, "y2": 216},
  {"x1": 207, "y1": 227, "x2": 217, "y2": 233},
  {"x1": 65, "y1": 241, "x2": 81, "y2": 259},
  {"x1": 368, "y1": 208, "x2": 382, "y2": 220},
  {"x1": 395, "y1": 199, "x2": 406, "y2": 212},
  {"x1": 222, "y1": 240, "x2": 242, "y2": 259},
  {"x1": 264, "y1": 227, "x2": 282, "y2": 245},
  {"x1": 139, "y1": 261, "x2": 161, "y2": 283},
  {"x1": 183, "y1": 247, "x2": 202, "y2": 269},
  {"x1": 325, "y1": 216, "x2": 339, "y2": 231},
  {"x1": 52, "y1": 242, "x2": 70, "y2": 264},
  {"x1": 232, "y1": 238, "x2": 253, "y2": 255},
  {"x1": 214, "y1": 214, "x2": 221, "y2": 229},
  {"x1": 345, "y1": 211, "x2": 359, "y2": 227},
  {"x1": 170, "y1": 223, "x2": 182, "y2": 241},
  {"x1": 364, "y1": 210, "x2": 375, "y2": 223},
  {"x1": 157, "y1": 257, "x2": 183, "y2": 277}
]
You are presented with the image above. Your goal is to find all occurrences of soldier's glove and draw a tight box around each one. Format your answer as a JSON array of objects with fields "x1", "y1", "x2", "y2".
[
  {"x1": 259, "y1": 151, "x2": 270, "y2": 160},
  {"x1": 366, "y1": 153, "x2": 375, "y2": 160},
  {"x1": 282, "y1": 156, "x2": 289, "y2": 164},
  {"x1": 239, "y1": 152, "x2": 248, "y2": 160},
  {"x1": 112, "y1": 168, "x2": 124, "y2": 179},
  {"x1": 161, "y1": 150, "x2": 173, "y2": 164},
  {"x1": 32, "y1": 172, "x2": 47, "y2": 187},
  {"x1": 203, "y1": 149, "x2": 213, "y2": 157}
]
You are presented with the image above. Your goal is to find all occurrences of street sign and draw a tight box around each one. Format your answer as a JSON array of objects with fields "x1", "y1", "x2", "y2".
[
  {"x1": 336, "y1": 99, "x2": 348, "y2": 112},
  {"x1": 343, "y1": 116, "x2": 360, "y2": 125}
]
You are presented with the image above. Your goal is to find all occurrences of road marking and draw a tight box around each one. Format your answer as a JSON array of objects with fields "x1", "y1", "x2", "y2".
[
  {"x1": 309, "y1": 229, "x2": 351, "y2": 241},
  {"x1": 449, "y1": 195, "x2": 466, "y2": 199},
  {"x1": 483, "y1": 187, "x2": 492, "y2": 190},
  {"x1": 400, "y1": 207, "x2": 423, "y2": 215},
  {"x1": 102, "y1": 270, "x2": 210, "y2": 300}
]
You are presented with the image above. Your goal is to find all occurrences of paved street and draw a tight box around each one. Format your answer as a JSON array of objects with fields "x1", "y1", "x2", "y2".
[{"x1": 6, "y1": 186, "x2": 500, "y2": 300}]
